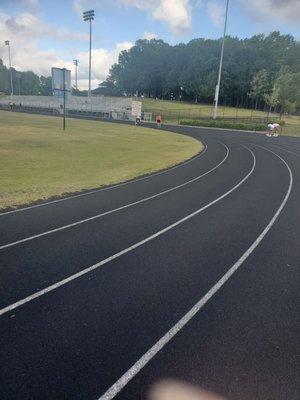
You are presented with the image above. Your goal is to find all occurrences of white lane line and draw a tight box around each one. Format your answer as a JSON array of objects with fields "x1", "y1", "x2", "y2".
[
  {"x1": 270, "y1": 143, "x2": 300, "y2": 158},
  {"x1": 0, "y1": 142, "x2": 207, "y2": 217},
  {"x1": 98, "y1": 144, "x2": 293, "y2": 400},
  {"x1": 0, "y1": 145, "x2": 255, "y2": 317},
  {"x1": 0, "y1": 143, "x2": 227, "y2": 250}
]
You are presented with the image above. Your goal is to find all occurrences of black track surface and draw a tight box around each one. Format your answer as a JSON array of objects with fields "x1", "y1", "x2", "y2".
[{"x1": 0, "y1": 124, "x2": 299, "y2": 400}]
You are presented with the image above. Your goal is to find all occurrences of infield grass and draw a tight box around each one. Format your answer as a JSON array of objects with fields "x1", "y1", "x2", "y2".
[
  {"x1": 0, "y1": 111, "x2": 202, "y2": 211},
  {"x1": 142, "y1": 98, "x2": 300, "y2": 137}
]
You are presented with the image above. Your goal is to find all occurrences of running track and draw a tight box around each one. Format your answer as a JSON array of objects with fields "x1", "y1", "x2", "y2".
[{"x1": 0, "y1": 124, "x2": 299, "y2": 400}]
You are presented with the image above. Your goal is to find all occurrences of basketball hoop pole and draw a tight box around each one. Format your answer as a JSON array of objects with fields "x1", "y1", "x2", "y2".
[
  {"x1": 51, "y1": 67, "x2": 70, "y2": 130},
  {"x1": 213, "y1": 0, "x2": 229, "y2": 120}
]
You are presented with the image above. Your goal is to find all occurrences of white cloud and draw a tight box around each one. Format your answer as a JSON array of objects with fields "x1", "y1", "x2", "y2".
[
  {"x1": 154, "y1": 0, "x2": 191, "y2": 35},
  {"x1": 142, "y1": 31, "x2": 157, "y2": 40},
  {"x1": 74, "y1": 0, "x2": 191, "y2": 35},
  {"x1": 4, "y1": 12, "x2": 88, "y2": 41},
  {"x1": 0, "y1": 9, "x2": 70, "y2": 76},
  {"x1": 73, "y1": 0, "x2": 92, "y2": 15},
  {"x1": 7, "y1": 0, "x2": 39, "y2": 10},
  {"x1": 207, "y1": 0, "x2": 224, "y2": 27},
  {"x1": 242, "y1": 0, "x2": 300, "y2": 23},
  {"x1": 120, "y1": 0, "x2": 191, "y2": 35},
  {"x1": 0, "y1": 9, "x2": 133, "y2": 89},
  {"x1": 76, "y1": 78, "x2": 100, "y2": 90},
  {"x1": 75, "y1": 41, "x2": 134, "y2": 89}
]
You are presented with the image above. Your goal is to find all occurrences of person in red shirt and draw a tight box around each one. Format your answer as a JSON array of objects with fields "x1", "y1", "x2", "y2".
[{"x1": 156, "y1": 114, "x2": 162, "y2": 128}]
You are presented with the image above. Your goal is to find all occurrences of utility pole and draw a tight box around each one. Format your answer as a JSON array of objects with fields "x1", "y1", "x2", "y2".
[
  {"x1": 213, "y1": 0, "x2": 229, "y2": 119},
  {"x1": 5, "y1": 40, "x2": 14, "y2": 101},
  {"x1": 73, "y1": 59, "x2": 79, "y2": 90},
  {"x1": 83, "y1": 10, "x2": 94, "y2": 98}
]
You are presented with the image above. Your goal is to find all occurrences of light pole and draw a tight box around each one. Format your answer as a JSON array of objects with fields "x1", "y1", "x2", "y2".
[
  {"x1": 83, "y1": 9, "x2": 94, "y2": 98},
  {"x1": 73, "y1": 59, "x2": 79, "y2": 90},
  {"x1": 5, "y1": 40, "x2": 14, "y2": 101},
  {"x1": 213, "y1": 0, "x2": 229, "y2": 119}
]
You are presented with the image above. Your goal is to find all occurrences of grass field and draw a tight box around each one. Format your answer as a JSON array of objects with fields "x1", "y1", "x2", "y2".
[
  {"x1": 142, "y1": 98, "x2": 300, "y2": 137},
  {"x1": 0, "y1": 111, "x2": 202, "y2": 211}
]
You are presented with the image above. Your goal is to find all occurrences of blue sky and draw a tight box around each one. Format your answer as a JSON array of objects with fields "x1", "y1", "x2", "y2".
[{"x1": 1, "y1": 0, "x2": 299, "y2": 89}]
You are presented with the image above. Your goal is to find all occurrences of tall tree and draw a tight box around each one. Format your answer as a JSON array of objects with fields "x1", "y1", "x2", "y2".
[
  {"x1": 39, "y1": 76, "x2": 52, "y2": 96},
  {"x1": 0, "y1": 31, "x2": 299, "y2": 110},
  {"x1": 108, "y1": 32, "x2": 299, "y2": 109},
  {"x1": 249, "y1": 69, "x2": 272, "y2": 109}
]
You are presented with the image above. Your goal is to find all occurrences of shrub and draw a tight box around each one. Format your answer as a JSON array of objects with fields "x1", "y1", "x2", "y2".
[
  {"x1": 277, "y1": 120, "x2": 286, "y2": 126},
  {"x1": 179, "y1": 119, "x2": 267, "y2": 131}
]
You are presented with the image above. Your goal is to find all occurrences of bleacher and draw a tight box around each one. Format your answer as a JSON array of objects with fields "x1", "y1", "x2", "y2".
[
  {"x1": 0, "y1": 95, "x2": 130, "y2": 111},
  {"x1": 0, "y1": 95, "x2": 152, "y2": 121}
]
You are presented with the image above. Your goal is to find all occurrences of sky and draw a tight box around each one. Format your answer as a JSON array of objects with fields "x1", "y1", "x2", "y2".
[{"x1": 1, "y1": 0, "x2": 300, "y2": 90}]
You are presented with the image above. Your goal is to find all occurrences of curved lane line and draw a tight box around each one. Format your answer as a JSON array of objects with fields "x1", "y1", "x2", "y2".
[
  {"x1": 0, "y1": 142, "x2": 228, "y2": 250},
  {"x1": 270, "y1": 143, "x2": 300, "y2": 158},
  {"x1": 0, "y1": 141, "x2": 207, "y2": 217},
  {"x1": 0, "y1": 144, "x2": 255, "y2": 316},
  {"x1": 97, "y1": 144, "x2": 293, "y2": 400}
]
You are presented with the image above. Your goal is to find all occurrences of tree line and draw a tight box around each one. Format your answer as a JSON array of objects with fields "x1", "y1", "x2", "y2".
[
  {"x1": 0, "y1": 59, "x2": 89, "y2": 97},
  {"x1": 99, "y1": 31, "x2": 300, "y2": 114},
  {"x1": 1, "y1": 31, "x2": 299, "y2": 114},
  {"x1": 0, "y1": 59, "x2": 52, "y2": 96}
]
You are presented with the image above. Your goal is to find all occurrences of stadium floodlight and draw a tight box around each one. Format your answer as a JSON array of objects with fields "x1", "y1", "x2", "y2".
[
  {"x1": 83, "y1": 10, "x2": 94, "y2": 21},
  {"x1": 73, "y1": 59, "x2": 79, "y2": 90},
  {"x1": 213, "y1": 0, "x2": 229, "y2": 120},
  {"x1": 83, "y1": 9, "x2": 95, "y2": 98},
  {"x1": 4, "y1": 40, "x2": 14, "y2": 100}
]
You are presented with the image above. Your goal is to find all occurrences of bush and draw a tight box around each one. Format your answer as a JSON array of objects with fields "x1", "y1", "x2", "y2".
[
  {"x1": 277, "y1": 120, "x2": 286, "y2": 126},
  {"x1": 179, "y1": 119, "x2": 267, "y2": 131}
]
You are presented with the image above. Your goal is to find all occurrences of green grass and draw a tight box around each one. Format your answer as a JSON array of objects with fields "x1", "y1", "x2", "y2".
[
  {"x1": 142, "y1": 98, "x2": 300, "y2": 137},
  {"x1": 0, "y1": 111, "x2": 202, "y2": 211},
  {"x1": 142, "y1": 98, "x2": 269, "y2": 117}
]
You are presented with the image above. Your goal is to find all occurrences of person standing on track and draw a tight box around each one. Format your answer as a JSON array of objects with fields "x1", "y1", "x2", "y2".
[
  {"x1": 156, "y1": 114, "x2": 162, "y2": 128},
  {"x1": 273, "y1": 122, "x2": 280, "y2": 136},
  {"x1": 267, "y1": 122, "x2": 280, "y2": 137},
  {"x1": 267, "y1": 122, "x2": 275, "y2": 137}
]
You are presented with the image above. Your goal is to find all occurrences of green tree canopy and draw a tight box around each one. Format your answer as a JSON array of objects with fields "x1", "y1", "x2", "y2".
[
  {"x1": 0, "y1": 31, "x2": 299, "y2": 113},
  {"x1": 107, "y1": 32, "x2": 299, "y2": 110}
]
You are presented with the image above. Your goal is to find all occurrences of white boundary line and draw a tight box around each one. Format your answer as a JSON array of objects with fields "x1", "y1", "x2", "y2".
[
  {"x1": 97, "y1": 144, "x2": 293, "y2": 400},
  {"x1": 270, "y1": 143, "x2": 300, "y2": 158},
  {"x1": 0, "y1": 145, "x2": 255, "y2": 317},
  {"x1": 0, "y1": 143, "x2": 228, "y2": 250},
  {"x1": 0, "y1": 142, "x2": 207, "y2": 217}
]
